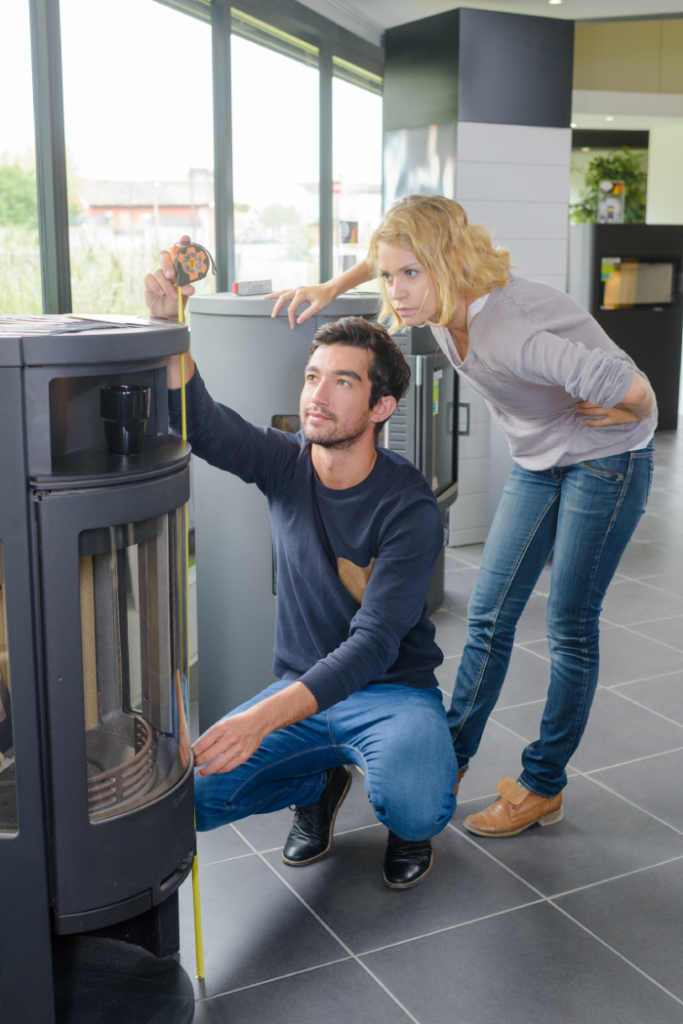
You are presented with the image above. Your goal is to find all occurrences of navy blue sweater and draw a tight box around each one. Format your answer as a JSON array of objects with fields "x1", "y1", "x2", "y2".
[{"x1": 170, "y1": 370, "x2": 444, "y2": 712}]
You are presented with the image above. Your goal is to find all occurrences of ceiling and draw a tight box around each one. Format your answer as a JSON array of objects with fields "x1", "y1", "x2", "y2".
[{"x1": 299, "y1": 0, "x2": 683, "y2": 47}]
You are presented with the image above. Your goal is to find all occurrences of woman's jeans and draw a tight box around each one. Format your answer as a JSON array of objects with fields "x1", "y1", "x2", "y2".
[
  {"x1": 448, "y1": 444, "x2": 654, "y2": 798},
  {"x1": 196, "y1": 681, "x2": 457, "y2": 841}
]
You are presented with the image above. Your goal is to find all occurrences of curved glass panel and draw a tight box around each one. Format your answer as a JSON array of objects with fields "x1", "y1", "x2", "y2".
[
  {"x1": 79, "y1": 512, "x2": 190, "y2": 822},
  {"x1": 0, "y1": 543, "x2": 17, "y2": 833}
]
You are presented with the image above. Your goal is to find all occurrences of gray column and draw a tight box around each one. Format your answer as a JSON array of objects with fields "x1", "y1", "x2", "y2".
[
  {"x1": 319, "y1": 49, "x2": 334, "y2": 284},
  {"x1": 212, "y1": 0, "x2": 235, "y2": 292}
]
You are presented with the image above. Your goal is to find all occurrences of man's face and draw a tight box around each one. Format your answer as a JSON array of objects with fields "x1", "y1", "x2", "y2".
[{"x1": 300, "y1": 344, "x2": 376, "y2": 449}]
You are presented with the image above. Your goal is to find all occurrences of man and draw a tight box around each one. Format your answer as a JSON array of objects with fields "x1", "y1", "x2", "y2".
[{"x1": 144, "y1": 251, "x2": 457, "y2": 888}]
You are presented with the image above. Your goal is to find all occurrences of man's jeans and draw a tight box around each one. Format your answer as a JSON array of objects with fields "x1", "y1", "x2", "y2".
[
  {"x1": 195, "y1": 681, "x2": 458, "y2": 841},
  {"x1": 448, "y1": 444, "x2": 655, "y2": 798}
]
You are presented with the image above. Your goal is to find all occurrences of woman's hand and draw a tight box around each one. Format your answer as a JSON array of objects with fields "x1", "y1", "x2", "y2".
[
  {"x1": 143, "y1": 233, "x2": 195, "y2": 320},
  {"x1": 575, "y1": 402, "x2": 641, "y2": 426},
  {"x1": 266, "y1": 282, "x2": 337, "y2": 328}
]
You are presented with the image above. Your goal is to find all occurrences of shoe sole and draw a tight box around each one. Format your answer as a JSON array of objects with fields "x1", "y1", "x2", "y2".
[
  {"x1": 281, "y1": 766, "x2": 353, "y2": 866},
  {"x1": 464, "y1": 806, "x2": 563, "y2": 838},
  {"x1": 382, "y1": 850, "x2": 434, "y2": 890}
]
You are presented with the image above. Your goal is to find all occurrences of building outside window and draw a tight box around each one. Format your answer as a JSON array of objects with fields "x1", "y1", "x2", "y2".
[
  {"x1": 332, "y1": 74, "x2": 383, "y2": 287},
  {"x1": 60, "y1": 0, "x2": 215, "y2": 315},
  {"x1": 0, "y1": 1, "x2": 42, "y2": 314},
  {"x1": 231, "y1": 29, "x2": 320, "y2": 292}
]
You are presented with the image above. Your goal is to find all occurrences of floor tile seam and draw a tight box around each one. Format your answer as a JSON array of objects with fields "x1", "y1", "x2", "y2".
[
  {"x1": 546, "y1": 851, "x2": 683, "y2": 901},
  {"x1": 195, "y1": 956, "x2": 354, "y2": 1003},
  {"x1": 455, "y1": 791, "x2": 498, "y2": 806},
  {"x1": 571, "y1": 766, "x2": 683, "y2": 840},
  {"x1": 608, "y1": 667, "x2": 683, "y2": 688},
  {"x1": 229, "y1": 823, "x2": 423, "y2": 1024},
  {"x1": 604, "y1": 689, "x2": 683, "y2": 732},
  {"x1": 492, "y1": 697, "x2": 547, "y2": 713},
  {"x1": 515, "y1": 643, "x2": 551, "y2": 664},
  {"x1": 445, "y1": 822, "x2": 547, "y2": 900},
  {"x1": 199, "y1": 850, "x2": 256, "y2": 868},
  {"x1": 614, "y1": 622, "x2": 683, "y2": 654},
  {"x1": 601, "y1": 612, "x2": 683, "y2": 628},
  {"x1": 545, "y1": 898, "x2": 683, "y2": 1009},
  {"x1": 610, "y1": 575, "x2": 683, "y2": 600},
  {"x1": 356, "y1": 898, "x2": 545, "y2": 959},
  {"x1": 582, "y1": 744, "x2": 683, "y2": 774}
]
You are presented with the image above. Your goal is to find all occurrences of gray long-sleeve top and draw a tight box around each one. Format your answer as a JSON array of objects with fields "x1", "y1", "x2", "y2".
[{"x1": 431, "y1": 274, "x2": 657, "y2": 471}]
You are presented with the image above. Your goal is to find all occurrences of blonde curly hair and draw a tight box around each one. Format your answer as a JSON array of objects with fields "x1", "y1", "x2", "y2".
[{"x1": 368, "y1": 194, "x2": 512, "y2": 333}]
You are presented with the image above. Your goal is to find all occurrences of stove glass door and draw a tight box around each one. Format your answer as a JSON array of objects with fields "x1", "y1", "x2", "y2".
[
  {"x1": 0, "y1": 542, "x2": 16, "y2": 833},
  {"x1": 79, "y1": 512, "x2": 190, "y2": 822}
]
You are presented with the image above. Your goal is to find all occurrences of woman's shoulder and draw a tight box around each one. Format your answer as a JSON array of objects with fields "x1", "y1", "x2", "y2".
[{"x1": 485, "y1": 275, "x2": 593, "y2": 336}]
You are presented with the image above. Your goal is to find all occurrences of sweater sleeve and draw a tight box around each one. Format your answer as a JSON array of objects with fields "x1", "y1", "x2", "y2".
[
  {"x1": 168, "y1": 368, "x2": 299, "y2": 496},
  {"x1": 497, "y1": 330, "x2": 636, "y2": 408},
  {"x1": 299, "y1": 490, "x2": 444, "y2": 710}
]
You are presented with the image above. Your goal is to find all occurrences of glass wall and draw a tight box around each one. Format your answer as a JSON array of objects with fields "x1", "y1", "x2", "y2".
[
  {"x1": 0, "y1": 1, "x2": 42, "y2": 314},
  {"x1": 232, "y1": 36, "x2": 320, "y2": 292},
  {"x1": 332, "y1": 77, "x2": 382, "y2": 286},
  {"x1": 60, "y1": 0, "x2": 215, "y2": 315}
]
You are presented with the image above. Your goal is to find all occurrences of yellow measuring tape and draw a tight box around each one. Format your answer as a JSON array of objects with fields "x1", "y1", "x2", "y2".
[{"x1": 178, "y1": 284, "x2": 205, "y2": 981}]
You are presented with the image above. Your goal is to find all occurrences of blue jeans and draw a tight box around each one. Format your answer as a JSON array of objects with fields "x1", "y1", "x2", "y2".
[
  {"x1": 448, "y1": 444, "x2": 655, "y2": 798},
  {"x1": 195, "y1": 681, "x2": 457, "y2": 841}
]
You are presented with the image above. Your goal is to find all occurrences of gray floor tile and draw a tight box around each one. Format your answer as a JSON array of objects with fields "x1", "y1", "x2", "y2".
[
  {"x1": 446, "y1": 542, "x2": 485, "y2": 567},
  {"x1": 639, "y1": 571, "x2": 683, "y2": 596},
  {"x1": 192, "y1": 959, "x2": 410, "y2": 1024},
  {"x1": 493, "y1": 645, "x2": 552, "y2": 710},
  {"x1": 178, "y1": 854, "x2": 343, "y2": 998},
  {"x1": 263, "y1": 823, "x2": 534, "y2": 954},
  {"x1": 441, "y1": 566, "x2": 479, "y2": 610},
  {"x1": 616, "y1": 540, "x2": 683, "y2": 578},
  {"x1": 587, "y1": 626, "x2": 683, "y2": 686},
  {"x1": 631, "y1": 511, "x2": 683, "y2": 543},
  {"x1": 626, "y1": 615, "x2": 683, "y2": 653},
  {"x1": 229, "y1": 768, "x2": 378, "y2": 854},
  {"x1": 361, "y1": 901, "x2": 683, "y2": 1024},
  {"x1": 197, "y1": 822, "x2": 254, "y2": 866},
  {"x1": 600, "y1": 580, "x2": 683, "y2": 625},
  {"x1": 513, "y1": 592, "x2": 549, "y2": 644},
  {"x1": 556, "y1": 858, "x2": 683, "y2": 1000},
  {"x1": 453, "y1": 774, "x2": 683, "y2": 895},
  {"x1": 492, "y1": 688, "x2": 683, "y2": 774},
  {"x1": 429, "y1": 608, "x2": 469, "y2": 657},
  {"x1": 612, "y1": 671, "x2": 683, "y2": 726},
  {"x1": 591, "y1": 748, "x2": 683, "y2": 833},
  {"x1": 453, "y1": 717, "x2": 541, "y2": 805}
]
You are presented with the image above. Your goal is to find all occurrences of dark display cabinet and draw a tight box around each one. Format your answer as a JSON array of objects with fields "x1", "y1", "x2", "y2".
[
  {"x1": 0, "y1": 321, "x2": 195, "y2": 1023},
  {"x1": 569, "y1": 223, "x2": 683, "y2": 430}
]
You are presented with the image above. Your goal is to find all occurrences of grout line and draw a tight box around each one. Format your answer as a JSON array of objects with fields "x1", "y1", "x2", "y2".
[
  {"x1": 358, "y1": 899, "x2": 545, "y2": 958},
  {"x1": 547, "y1": 852, "x2": 683, "y2": 901},
  {"x1": 197, "y1": 957, "x2": 353, "y2": 1003},
  {"x1": 455, "y1": 791, "x2": 498, "y2": 806},
  {"x1": 228, "y1": 824, "x2": 423, "y2": 1023},
  {"x1": 606, "y1": 688, "x2": 683, "y2": 732},
  {"x1": 493, "y1": 697, "x2": 546, "y2": 713},
  {"x1": 601, "y1": 612, "x2": 683, "y2": 629},
  {"x1": 608, "y1": 668, "x2": 683, "y2": 688},
  {"x1": 616, "y1": 623, "x2": 683, "y2": 655},
  {"x1": 515, "y1": 642, "x2": 551, "y2": 664},
  {"x1": 582, "y1": 745, "x2": 683, "y2": 774},
  {"x1": 446, "y1": 821, "x2": 683, "y2": 1010},
  {"x1": 199, "y1": 850, "x2": 256, "y2": 868}
]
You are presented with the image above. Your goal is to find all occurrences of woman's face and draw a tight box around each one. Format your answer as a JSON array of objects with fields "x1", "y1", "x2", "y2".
[{"x1": 377, "y1": 243, "x2": 439, "y2": 326}]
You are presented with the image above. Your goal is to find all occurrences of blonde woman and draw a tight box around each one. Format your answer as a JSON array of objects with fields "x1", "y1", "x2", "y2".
[{"x1": 270, "y1": 194, "x2": 656, "y2": 837}]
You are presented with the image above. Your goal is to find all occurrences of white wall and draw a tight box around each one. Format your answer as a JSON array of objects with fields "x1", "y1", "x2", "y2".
[
  {"x1": 449, "y1": 122, "x2": 571, "y2": 546},
  {"x1": 646, "y1": 124, "x2": 683, "y2": 224}
]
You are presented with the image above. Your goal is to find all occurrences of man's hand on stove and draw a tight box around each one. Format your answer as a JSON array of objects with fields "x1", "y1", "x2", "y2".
[{"x1": 193, "y1": 681, "x2": 318, "y2": 775}]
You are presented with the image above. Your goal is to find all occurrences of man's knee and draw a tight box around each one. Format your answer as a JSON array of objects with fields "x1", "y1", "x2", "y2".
[{"x1": 382, "y1": 791, "x2": 455, "y2": 841}]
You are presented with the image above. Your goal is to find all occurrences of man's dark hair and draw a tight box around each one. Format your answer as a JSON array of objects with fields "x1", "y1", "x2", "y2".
[{"x1": 309, "y1": 316, "x2": 411, "y2": 439}]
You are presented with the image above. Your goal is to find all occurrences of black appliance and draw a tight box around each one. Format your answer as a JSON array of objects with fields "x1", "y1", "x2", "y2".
[
  {"x1": 388, "y1": 326, "x2": 459, "y2": 611},
  {"x1": 568, "y1": 223, "x2": 683, "y2": 430},
  {"x1": 0, "y1": 320, "x2": 196, "y2": 1023}
]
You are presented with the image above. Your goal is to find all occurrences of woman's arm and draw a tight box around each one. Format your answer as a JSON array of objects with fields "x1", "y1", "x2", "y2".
[
  {"x1": 267, "y1": 258, "x2": 372, "y2": 329},
  {"x1": 575, "y1": 372, "x2": 656, "y2": 427}
]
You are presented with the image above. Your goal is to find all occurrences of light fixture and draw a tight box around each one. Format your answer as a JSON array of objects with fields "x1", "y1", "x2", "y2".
[
  {"x1": 570, "y1": 122, "x2": 578, "y2": 128},
  {"x1": 548, "y1": 0, "x2": 562, "y2": 5},
  {"x1": 582, "y1": 147, "x2": 590, "y2": 152},
  {"x1": 605, "y1": 116, "x2": 615, "y2": 121}
]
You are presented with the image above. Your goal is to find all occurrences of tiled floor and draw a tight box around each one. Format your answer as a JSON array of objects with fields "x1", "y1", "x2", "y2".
[{"x1": 181, "y1": 425, "x2": 683, "y2": 1024}]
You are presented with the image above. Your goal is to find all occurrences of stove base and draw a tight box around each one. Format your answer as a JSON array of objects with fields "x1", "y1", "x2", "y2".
[{"x1": 53, "y1": 936, "x2": 194, "y2": 1024}]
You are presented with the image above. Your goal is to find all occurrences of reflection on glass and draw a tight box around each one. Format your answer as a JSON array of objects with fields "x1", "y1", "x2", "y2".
[
  {"x1": 60, "y1": 0, "x2": 214, "y2": 315},
  {"x1": 79, "y1": 513, "x2": 190, "y2": 822},
  {"x1": 431, "y1": 366, "x2": 456, "y2": 497},
  {"x1": 0, "y1": 543, "x2": 17, "y2": 833},
  {"x1": 383, "y1": 124, "x2": 457, "y2": 213},
  {"x1": 332, "y1": 77, "x2": 382, "y2": 284},
  {"x1": 600, "y1": 257, "x2": 675, "y2": 309},
  {"x1": 232, "y1": 36, "x2": 319, "y2": 291},
  {"x1": 0, "y1": 3, "x2": 42, "y2": 313}
]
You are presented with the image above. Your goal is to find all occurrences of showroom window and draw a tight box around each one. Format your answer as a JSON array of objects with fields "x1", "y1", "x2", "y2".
[
  {"x1": 60, "y1": 0, "x2": 215, "y2": 315},
  {"x1": 0, "y1": 1, "x2": 42, "y2": 314}
]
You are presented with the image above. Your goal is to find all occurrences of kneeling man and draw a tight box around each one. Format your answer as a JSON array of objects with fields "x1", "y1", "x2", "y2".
[{"x1": 147, "y1": 268, "x2": 457, "y2": 888}]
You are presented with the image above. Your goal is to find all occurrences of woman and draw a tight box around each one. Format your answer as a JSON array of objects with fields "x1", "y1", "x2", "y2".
[{"x1": 269, "y1": 194, "x2": 656, "y2": 837}]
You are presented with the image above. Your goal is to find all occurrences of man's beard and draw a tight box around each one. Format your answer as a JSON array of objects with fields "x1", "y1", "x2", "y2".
[{"x1": 302, "y1": 407, "x2": 370, "y2": 450}]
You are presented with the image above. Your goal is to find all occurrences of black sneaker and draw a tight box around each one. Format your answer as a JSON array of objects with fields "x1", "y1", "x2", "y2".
[
  {"x1": 282, "y1": 765, "x2": 352, "y2": 866},
  {"x1": 382, "y1": 831, "x2": 434, "y2": 889}
]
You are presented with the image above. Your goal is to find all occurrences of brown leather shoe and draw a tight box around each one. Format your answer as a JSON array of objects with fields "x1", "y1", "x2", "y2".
[
  {"x1": 463, "y1": 777, "x2": 563, "y2": 837},
  {"x1": 455, "y1": 767, "x2": 467, "y2": 797}
]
